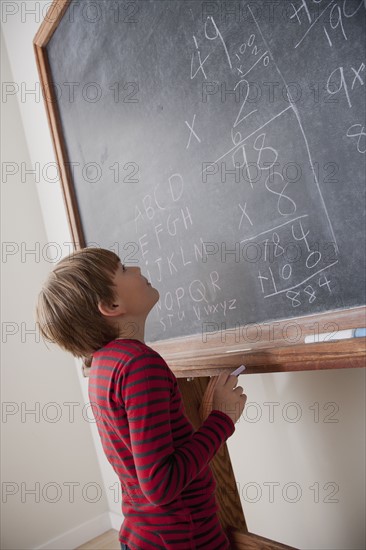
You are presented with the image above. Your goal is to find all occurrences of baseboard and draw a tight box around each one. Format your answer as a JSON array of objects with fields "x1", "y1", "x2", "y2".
[{"x1": 35, "y1": 512, "x2": 112, "y2": 550}]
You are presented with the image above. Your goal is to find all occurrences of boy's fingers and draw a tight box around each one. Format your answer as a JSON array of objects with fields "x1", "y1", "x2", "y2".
[
  {"x1": 203, "y1": 372, "x2": 226, "y2": 402},
  {"x1": 224, "y1": 374, "x2": 239, "y2": 388},
  {"x1": 206, "y1": 371, "x2": 233, "y2": 393},
  {"x1": 217, "y1": 371, "x2": 229, "y2": 384},
  {"x1": 215, "y1": 372, "x2": 239, "y2": 388}
]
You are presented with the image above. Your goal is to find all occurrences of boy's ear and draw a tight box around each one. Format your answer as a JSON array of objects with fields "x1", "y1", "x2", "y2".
[{"x1": 98, "y1": 300, "x2": 126, "y2": 317}]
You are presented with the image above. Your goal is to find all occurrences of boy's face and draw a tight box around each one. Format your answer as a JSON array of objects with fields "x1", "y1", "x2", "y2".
[{"x1": 109, "y1": 261, "x2": 159, "y2": 318}]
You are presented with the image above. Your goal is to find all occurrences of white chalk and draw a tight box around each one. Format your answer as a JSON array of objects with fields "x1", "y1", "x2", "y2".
[
  {"x1": 225, "y1": 348, "x2": 251, "y2": 353},
  {"x1": 231, "y1": 364, "x2": 246, "y2": 376},
  {"x1": 304, "y1": 329, "x2": 354, "y2": 343}
]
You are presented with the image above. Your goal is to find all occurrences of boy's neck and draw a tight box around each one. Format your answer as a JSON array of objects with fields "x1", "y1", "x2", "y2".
[{"x1": 116, "y1": 320, "x2": 145, "y2": 344}]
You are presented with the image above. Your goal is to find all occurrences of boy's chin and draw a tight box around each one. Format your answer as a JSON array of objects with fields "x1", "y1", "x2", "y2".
[
  {"x1": 147, "y1": 286, "x2": 160, "y2": 304},
  {"x1": 152, "y1": 287, "x2": 160, "y2": 300}
]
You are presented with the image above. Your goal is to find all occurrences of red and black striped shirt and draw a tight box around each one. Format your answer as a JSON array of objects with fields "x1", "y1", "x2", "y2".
[{"x1": 88, "y1": 338, "x2": 235, "y2": 550}]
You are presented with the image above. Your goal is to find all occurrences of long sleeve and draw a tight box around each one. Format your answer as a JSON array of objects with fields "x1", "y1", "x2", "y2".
[{"x1": 116, "y1": 352, "x2": 235, "y2": 507}]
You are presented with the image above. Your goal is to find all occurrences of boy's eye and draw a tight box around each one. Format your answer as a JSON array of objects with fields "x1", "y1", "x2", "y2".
[{"x1": 122, "y1": 264, "x2": 126, "y2": 272}]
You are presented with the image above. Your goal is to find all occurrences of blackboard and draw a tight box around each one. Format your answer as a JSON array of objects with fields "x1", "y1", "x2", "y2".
[{"x1": 46, "y1": 0, "x2": 366, "y2": 343}]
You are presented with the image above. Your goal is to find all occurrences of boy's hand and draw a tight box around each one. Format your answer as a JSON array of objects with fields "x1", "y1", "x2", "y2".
[{"x1": 199, "y1": 372, "x2": 247, "y2": 426}]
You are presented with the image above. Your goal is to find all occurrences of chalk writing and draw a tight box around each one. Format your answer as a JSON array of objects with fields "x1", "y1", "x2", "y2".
[
  {"x1": 290, "y1": 0, "x2": 364, "y2": 49},
  {"x1": 346, "y1": 123, "x2": 366, "y2": 153}
]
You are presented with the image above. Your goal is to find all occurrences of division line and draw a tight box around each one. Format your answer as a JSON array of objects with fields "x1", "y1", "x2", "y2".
[
  {"x1": 240, "y1": 214, "x2": 309, "y2": 243},
  {"x1": 247, "y1": 5, "x2": 339, "y2": 253},
  {"x1": 294, "y1": 1, "x2": 335, "y2": 49},
  {"x1": 240, "y1": 50, "x2": 268, "y2": 79},
  {"x1": 264, "y1": 260, "x2": 339, "y2": 298},
  {"x1": 201, "y1": 105, "x2": 292, "y2": 174}
]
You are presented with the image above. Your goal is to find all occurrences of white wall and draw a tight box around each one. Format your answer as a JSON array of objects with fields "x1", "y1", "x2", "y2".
[
  {"x1": 1, "y1": 2, "x2": 365, "y2": 549},
  {"x1": 230, "y1": 368, "x2": 365, "y2": 548},
  {"x1": 0, "y1": 18, "x2": 119, "y2": 550}
]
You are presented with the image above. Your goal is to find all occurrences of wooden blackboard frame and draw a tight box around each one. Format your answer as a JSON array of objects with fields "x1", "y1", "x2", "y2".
[{"x1": 34, "y1": 2, "x2": 365, "y2": 548}]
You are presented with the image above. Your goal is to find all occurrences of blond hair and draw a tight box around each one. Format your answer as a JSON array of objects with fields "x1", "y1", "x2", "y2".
[{"x1": 36, "y1": 247, "x2": 121, "y2": 371}]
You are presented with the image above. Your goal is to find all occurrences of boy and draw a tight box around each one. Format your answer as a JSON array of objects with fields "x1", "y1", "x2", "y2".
[{"x1": 36, "y1": 247, "x2": 246, "y2": 550}]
